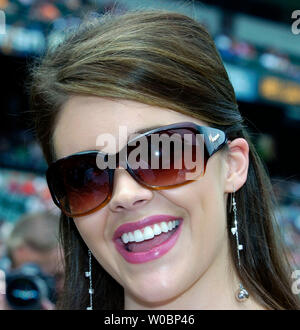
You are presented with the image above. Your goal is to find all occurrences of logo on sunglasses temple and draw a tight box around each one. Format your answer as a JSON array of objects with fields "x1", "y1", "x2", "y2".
[
  {"x1": 209, "y1": 133, "x2": 220, "y2": 143},
  {"x1": 95, "y1": 125, "x2": 205, "y2": 181}
]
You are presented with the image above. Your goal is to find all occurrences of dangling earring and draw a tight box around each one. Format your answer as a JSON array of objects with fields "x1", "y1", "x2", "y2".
[
  {"x1": 85, "y1": 249, "x2": 94, "y2": 310},
  {"x1": 230, "y1": 190, "x2": 249, "y2": 302}
]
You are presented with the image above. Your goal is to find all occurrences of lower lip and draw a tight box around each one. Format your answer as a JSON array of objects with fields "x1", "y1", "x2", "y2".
[{"x1": 113, "y1": 221, "x2": 183, "y2": 264}]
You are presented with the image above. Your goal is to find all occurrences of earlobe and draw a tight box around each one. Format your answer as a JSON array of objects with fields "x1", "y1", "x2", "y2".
[{"x1": 224, "y1": 138, "x2": 249, "y2": 193}]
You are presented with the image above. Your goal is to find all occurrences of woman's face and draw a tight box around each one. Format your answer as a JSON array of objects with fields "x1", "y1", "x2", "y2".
[{"x1": 53, "y1": 96, "x2": 237, "y2": 307}]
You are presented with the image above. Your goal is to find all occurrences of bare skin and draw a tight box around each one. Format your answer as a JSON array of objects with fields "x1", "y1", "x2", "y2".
[{"x1": 53, "y1": 96, "x2": 265, "y2": 310}]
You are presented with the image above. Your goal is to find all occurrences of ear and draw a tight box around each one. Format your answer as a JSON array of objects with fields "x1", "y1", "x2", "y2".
[{"x1": 224, "y1": 138, "x2": 249, "y2": 193}]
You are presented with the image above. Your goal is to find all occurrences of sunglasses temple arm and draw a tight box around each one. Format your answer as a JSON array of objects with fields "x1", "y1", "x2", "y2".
[{"x1": 197, "y1": 126, "x2": 227, "y2": 157}]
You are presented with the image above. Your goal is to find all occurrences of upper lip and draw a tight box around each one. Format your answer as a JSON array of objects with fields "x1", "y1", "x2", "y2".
[{"x1": 113, "y1": 214, "x2": 182, "y2": 240}]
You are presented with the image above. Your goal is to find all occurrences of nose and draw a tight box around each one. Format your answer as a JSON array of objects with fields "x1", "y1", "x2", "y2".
[{"x1": 108, "y1": 168, "x2": 153, "y2": 212}]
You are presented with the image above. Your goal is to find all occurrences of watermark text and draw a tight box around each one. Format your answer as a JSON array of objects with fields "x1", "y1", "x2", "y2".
[
  {"x1": 0, "y1": 10, "x2": 6, "y2": 35},
  {"x1": 291, "y1": 10, "x2": 300, "y2": 35},
  {"x1": 95, "y1": 125, "x2": 205, "y2": 181}
]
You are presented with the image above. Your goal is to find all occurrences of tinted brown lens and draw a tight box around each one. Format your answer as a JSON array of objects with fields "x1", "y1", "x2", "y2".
[
  {"x1": 130, "y1": 128, "x2": 206, "y2": 187},
  {"x1": 49, "y1": 153, "x2": 110, "y2": 216}
]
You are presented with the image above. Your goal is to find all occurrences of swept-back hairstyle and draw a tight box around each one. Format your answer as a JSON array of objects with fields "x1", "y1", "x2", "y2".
[{"x1": 28, "y1": 9, "x2": 300, "y2": 309}]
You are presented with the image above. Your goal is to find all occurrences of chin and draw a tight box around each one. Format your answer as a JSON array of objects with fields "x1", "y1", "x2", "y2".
[{"x1": 126, "y1": 275, "x2": 187, "y2": 307}]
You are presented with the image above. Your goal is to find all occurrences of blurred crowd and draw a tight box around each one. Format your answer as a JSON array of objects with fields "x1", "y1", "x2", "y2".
[
  {"x1": 0, "y1": 168, "x2": 53, "y2": 222},
  {"x1": 0, "y1": 132, "x2": 47, "y2": 174},
  {"x1": 215, "y1": 33, "x2": 300, "y2": 81},
  {"x1": 0, "y1": 165, "x2": 61, "y2": 310},
  {"x1": 1, "y1": 0, "x2": 300, "y2": 81},
  {"x1": 273, "y1": 179, "x2": 300, "y2": 268},
  {"x1": 0, "y1": 0, "x2": 127, "y2": 35},
  {"x1": 0, "y1": 210, "x2": 63, "y2": 310},
  {"x1": 0, "y1": 0, "x2": 128, "y2": 55},
  {"x1": 0, "y1": 0, "x2": 126, "y2": 24}
]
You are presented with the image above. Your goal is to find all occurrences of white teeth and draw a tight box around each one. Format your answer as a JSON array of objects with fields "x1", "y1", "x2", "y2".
[
  {"x1": 128, "y1": 232, "x2": 135, "y2": 242},
  {"x1": 143, "y1": 226, "x2": 155, "y2": 240},
  {"x1": 153, "y1": 224, "x2": 162, "y2": 236},
  {"x1": 121, "y1": 233, "x2": 129, "y2": 244},
  {"x1": 160, "y1": 222, "x2": 169, "y2": 233},
  {"x1": 120, "y1": 219, "x2": 181, "y2": 244},
  {"x1": 133, "y1": 230, "x2": 144, "y2": 242}
]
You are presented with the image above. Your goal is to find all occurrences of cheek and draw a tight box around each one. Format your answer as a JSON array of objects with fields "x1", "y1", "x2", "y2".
[
  {"x1": 160, "y1": 180, "x2": 226, "y2": 239},
  {"x1": 73, "y1": 212, "x2": 109, "y2": 256},
  {"x1": 159, "y1": 168, "x2": 224, "y2": 220},
  {"x1": 159, "y1": 162, "x2": 227, "y2": 255},
  {"x1": 73, "y1": 211, "x2": 125, "y2": 284}
]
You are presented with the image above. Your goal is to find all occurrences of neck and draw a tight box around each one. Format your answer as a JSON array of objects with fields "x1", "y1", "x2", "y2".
[{"x1": 124, "y1": 244, "x2": 264, "y2": 310}]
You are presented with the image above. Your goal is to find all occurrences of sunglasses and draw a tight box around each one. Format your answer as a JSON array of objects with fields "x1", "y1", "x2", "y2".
[{"x1": 46, "y1": 122, "x2": 227, "y2": 217}]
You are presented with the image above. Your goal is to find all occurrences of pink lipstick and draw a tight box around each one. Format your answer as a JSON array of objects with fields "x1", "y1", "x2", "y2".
[{"x1": 113, "y1": 215, "x2": 183, "y2": 264}]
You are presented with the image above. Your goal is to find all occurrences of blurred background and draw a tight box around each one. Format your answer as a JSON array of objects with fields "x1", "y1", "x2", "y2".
[{"x1": 0, "y1": 0, "x2": 299, "y2": 308}]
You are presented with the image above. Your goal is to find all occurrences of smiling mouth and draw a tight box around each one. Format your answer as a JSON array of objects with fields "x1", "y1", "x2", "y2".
[
  {"x1": 113, "y1": 215, "x2": 184, "y2": 264},
  {"x1": 116, "y1": 220, "x2": 181, "y2": 253}
]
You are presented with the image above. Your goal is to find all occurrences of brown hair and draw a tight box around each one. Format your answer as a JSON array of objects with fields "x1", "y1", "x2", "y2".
[{"x1": 28, "y1": 9, "x2": 300, "y2": 309}]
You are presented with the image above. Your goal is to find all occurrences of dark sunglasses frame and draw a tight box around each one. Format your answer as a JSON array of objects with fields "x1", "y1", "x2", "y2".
[{"x1": 46, "y1": 122, "x2": 228, "y2": 217}]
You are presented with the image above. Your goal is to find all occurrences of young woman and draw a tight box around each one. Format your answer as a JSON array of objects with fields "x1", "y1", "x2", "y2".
[{"x1": 28, "y1": 10, "x2": 300, "y2": 310}]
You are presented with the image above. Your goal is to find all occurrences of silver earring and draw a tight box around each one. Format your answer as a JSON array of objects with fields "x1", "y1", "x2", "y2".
[
  {"x1": 231, "y1": 191, "x2": 249, "y2": 302},
  {"x1": 85, "y1": 249, "x2": 94, "y2": 310}
]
